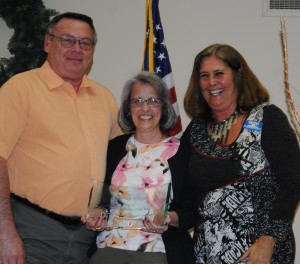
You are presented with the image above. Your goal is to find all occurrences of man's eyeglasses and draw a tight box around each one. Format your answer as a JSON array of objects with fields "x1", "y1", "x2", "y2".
[
  {"x1": 48, "y1": 33, "x2": 94, "y2": 51},
  {"x1": 130, "y1": 97, "x2": 162, "y2": 107}
]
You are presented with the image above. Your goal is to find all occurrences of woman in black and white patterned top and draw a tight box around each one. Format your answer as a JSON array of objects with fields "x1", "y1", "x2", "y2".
[{"x1": 180, "y1": 44, "x2": 300, "y2": 264}]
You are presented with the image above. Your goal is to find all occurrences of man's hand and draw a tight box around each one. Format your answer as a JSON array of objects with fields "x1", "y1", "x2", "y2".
[
  {"x1": 85, "y1": 207, "x2": 110, "y2": 232},
  {"x1": 0, "y1": 233, "x2": 24, "y2": 264},
  {"x1": 0, "y1": 157, "x2": 25, "y2": 263}
]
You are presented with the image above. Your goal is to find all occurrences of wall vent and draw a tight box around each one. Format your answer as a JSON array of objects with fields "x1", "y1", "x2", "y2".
[{"x1": 263, "y1": 0, "x2": 300, "y2": 16}]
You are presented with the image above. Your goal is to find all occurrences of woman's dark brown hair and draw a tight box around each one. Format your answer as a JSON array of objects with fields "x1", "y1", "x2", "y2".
[{"x1": 184, "y1": 44, "x2": 269, "y2": 120}]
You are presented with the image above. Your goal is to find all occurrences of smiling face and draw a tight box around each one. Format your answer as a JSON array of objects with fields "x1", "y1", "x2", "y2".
[
  {"x1": 199, "y1": 56, "x2": 238, "y2": 120},
  {"x1": 130, "y1": 82, "x2": 162, "y2": 137},
  {"x1": 44, "y1": 18, "x2": 95, "y2": 85}
]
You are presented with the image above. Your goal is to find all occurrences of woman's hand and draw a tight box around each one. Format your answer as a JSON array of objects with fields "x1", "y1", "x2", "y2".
[
  {"x1": 141, "y1": 215, "x2": 169, "y2": 234},
  {"x1": 85, "y1": 207, "x2": 110, "y2": 232},
  {"x1": 240, "y1": 235, "x2": 276, "y2": 263}
]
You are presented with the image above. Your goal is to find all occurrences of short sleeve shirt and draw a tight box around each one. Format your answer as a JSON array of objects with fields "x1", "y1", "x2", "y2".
[{"x1": 0, "y1": 62, "x2": 121, "y2": 216}]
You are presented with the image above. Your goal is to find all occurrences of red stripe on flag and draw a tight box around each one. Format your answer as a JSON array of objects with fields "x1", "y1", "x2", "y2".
[
  {"x1": 166, "y1": 116, "x2": 182, "y2": 137},
  {"x1": 168, "y1": 87, "x2": 177, "y2": 104}
]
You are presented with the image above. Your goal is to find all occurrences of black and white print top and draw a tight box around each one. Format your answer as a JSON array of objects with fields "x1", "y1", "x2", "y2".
[{"x1": 188, "y1": 103, "x2": 297, "y2": 264}]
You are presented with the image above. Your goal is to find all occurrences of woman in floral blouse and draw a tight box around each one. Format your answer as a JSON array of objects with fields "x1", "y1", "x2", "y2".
[{"x1": 87, "y1": 71, "x2": 196, "y2": 264}]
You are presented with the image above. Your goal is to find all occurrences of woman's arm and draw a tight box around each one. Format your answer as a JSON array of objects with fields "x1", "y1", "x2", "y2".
[
  {"x1": 241, "y1": 105, "x2": 300, "y2": 263},
  {"x1": 168, "y1": 122, "x2": 199, "y2": 230},
  {"x1": 262, "y1": 105, "x2": 300, "y2": 234}
]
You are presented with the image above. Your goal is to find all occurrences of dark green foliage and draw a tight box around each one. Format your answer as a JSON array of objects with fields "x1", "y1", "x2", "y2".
[{"x1": 0, "y1": 0, "x2": 58, "y2": 86}]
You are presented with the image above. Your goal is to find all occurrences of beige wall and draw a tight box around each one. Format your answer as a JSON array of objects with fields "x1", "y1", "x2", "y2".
[{"x1": 1, "y1": 0, "x2": 299, "y2": 261}]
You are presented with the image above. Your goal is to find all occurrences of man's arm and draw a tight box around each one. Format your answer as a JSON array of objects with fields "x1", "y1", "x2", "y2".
[{"x1": 0, "y1": 156, "x2": 24, "y2": 263}]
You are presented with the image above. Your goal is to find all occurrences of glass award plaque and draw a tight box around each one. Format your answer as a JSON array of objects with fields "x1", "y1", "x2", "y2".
[{"x1": 106, "y1": 183, "x2": 171, "y2": 230}]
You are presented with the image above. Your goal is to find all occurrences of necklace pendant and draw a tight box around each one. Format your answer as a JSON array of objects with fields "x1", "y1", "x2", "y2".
[
  {"x1": 208, "y1": 111, "x2": 238, "y2": 144},
  {"x1": 136, "y1": 163, "x2": 140, "y2": 168}
]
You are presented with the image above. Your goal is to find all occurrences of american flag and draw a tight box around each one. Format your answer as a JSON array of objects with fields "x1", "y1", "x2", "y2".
[{"x1": 142, "y1": 0, "x2": 182, "y2": 137}]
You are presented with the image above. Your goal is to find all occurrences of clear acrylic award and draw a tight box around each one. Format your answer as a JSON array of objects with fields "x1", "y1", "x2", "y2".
[{"x1": 106, "y1": 183, "x2": 171, "y2": 230}]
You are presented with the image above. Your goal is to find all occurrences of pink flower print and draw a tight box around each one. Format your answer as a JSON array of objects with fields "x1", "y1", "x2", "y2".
[
  {"x1": 140, "y1": 231, "x2": 157, "y2": 242},
  {"x1": 160, "y1": 139, "x2": 179, "y2": 164},
  {"x1": 145, "y1": 183, "x2": 168, "y2": 211},
  {"x1": 112, "y1": 158, "x2": 132, "y2": 186},
  {"x1": 143, "y1": 172, "x2": 164, "y2": 188},
  {"x1": 107, "y1": 234, "x2": 128, "y2": 248},
  {"x1": 140, "y1": 160, "x2": 156, "y2": 171},
  {"x1": 96, "y1": 232, "x2": 111, "y2": 248}
]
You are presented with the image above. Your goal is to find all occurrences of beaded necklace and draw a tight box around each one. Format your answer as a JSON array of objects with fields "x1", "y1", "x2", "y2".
[{"x1": 207, "y1": 111, "x2": 238, "y2": 144}]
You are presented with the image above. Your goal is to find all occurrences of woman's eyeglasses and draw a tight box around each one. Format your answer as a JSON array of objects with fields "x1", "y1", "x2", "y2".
[{"x1": 130, "y1": 97, "x2": 162, "y2": 107}]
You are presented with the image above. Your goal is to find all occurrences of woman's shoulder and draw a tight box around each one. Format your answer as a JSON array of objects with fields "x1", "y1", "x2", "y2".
[
  {"x1": 109, "y1": 133, "x2": 132, "y2": 147},
  {"x1": 182, "y1": 119, "x2": 197, "y2": 133},
  {"x1": 259, "y1": 104, "x2": 297, "y2": 138},
  {"x1": 263, "y1": 103, "x2": 284, "y2": 114},
  {"x1": 180, "y1": 119, "x2": 203, "y2": 140},
  {"x1": 107, "y1": 134, "x2": 132, "y2": 163},
  {"x1": 262, "y1": 104, "x2": 288, "y2": 122},
  {"x1": 248, "y1": 103, "x2": 287, "y2": 123}
]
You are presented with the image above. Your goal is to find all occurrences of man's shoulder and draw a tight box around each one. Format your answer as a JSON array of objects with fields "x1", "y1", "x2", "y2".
[
  {"x1": 3, "y1": 67, "x2": 40, "y2": 84},
  {"x1": 0, "y1": 67, "x2": 42, "y2": 94}
]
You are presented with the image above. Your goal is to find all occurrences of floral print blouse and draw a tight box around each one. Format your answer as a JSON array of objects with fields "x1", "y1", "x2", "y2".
[{"x1": 96, "y1": 135, "x2": 180, "y2": 252}]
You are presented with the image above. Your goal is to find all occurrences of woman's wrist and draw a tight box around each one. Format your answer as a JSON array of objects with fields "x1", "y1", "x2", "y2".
[
  {"x1": 258, "y1": 235, "x2": 277, "y2": 248},
  {"x1": 263, "y1": 235, "x2": 277, "y2": 243}
]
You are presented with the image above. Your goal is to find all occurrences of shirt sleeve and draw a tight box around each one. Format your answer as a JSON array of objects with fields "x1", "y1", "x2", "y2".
[
  {"x1": 0, "y1": 80, "x2": 28, "y2": 159},
  {"x1": 261, "y1": 105, "x2": 300, "y2": 237}
]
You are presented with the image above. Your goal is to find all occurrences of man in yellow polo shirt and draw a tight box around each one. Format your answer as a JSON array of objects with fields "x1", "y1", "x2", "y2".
[{"x1": 0, "y1": 12, "x2": 121, "y2": 263}]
